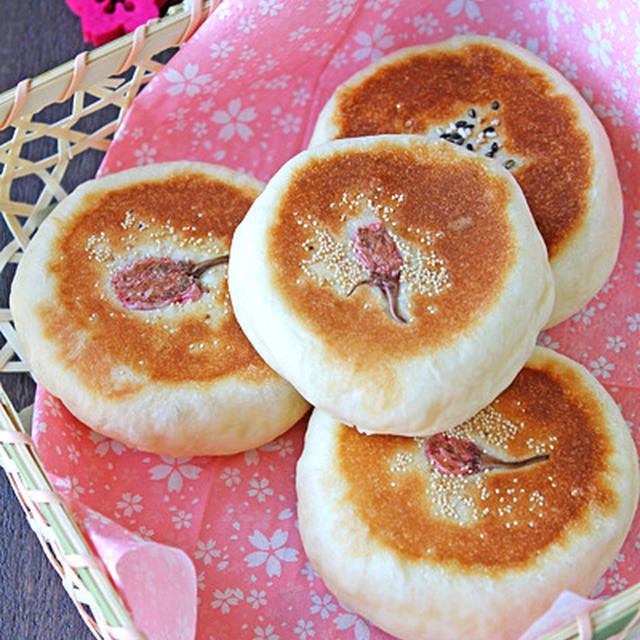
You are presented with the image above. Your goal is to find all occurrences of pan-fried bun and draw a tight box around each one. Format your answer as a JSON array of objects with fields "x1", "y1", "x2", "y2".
[
  {"x1": 310, "y1": 36, "x2": 623, "y2": 328},
  {"x1": 296, "y1": 347, "x2": 639, "y2": 640},
  {"x1": 229, "y1": 135, "x2": 553, "y2": 437},
  {"x1": 10, "y1": 161, "x2": 309, "y2": 456}
]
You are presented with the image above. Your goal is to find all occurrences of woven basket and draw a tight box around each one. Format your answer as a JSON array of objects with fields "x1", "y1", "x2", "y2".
[{"x1": 0, "y1": 2, "x2": 638, "y2": 639}]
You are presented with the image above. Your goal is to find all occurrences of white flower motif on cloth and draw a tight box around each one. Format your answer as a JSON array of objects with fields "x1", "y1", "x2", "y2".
[
  {"x1": 413, "y1": 13, "x2": 439, "y2": 35},
  {"x1": 558, "y1": 53, "x2": 578, "y2": 80},
  {"x1": 137, "y1": 525, "x2": 154, "y2": 541},
  {"x1": 43, "y1": 394, "x2": 64, "y2": 420},
  {"x1": 211, "y1": 588, "x2": 244, "y2": 614},
  {"x1": 238, "y1": 14, "x2": 257, "y2": 33},
  {"x1": 260, "y1": 436, "x2": 295, "y2": 457},
  {"x1": 191, "y1": 121, "x2": 208, "y2": 138},
  {"x1": 67, "y1": 443, "x2": 80, "y2": 463},
  {"x1": 244, "y1": 528, "x2": 299, "y2": 577},
  {"x1": 259, "y1": 0, "x2": 284, "y2": 16},
  {"x1": 212, "y1": 98, "x2": 258, "y2": 141},
  {"x1": 252, "y1": 625, "x2": 279, "y2": 640},
  {"x1": 292, "y1": 87, "x2": 311, "y2": 107},
  {"x1": 445, "y1": 0, "x2": 484, "y2": 21},
  {"x1": 589, "y1": 356, "x2": 615, "y2": 379},
  {"x1": 133, "y1": 143, "x2": 157, "y2": 166},
  {"x1": 56, "y1": 475, "x2": 85, "y2": 500},
  {"x1": 89, "y1": 432, "x2": 127, "y2": 457},
  {"x1": 352, "y1": 24, "x2": 395, "y2": 62},
  {"x1": 209, "y1": 39, "x2": 235, "y2": 59},
  {"x1": 326, "y1": 0, "x2": 358, "y2": 24},
  {"x1": 310, "y1": 592, "x2": 338, "y2": 619},
  {"x1": 334, "y1": 611, "x2": 371, "y2": 640},
  {"x1": 584, "y1": 21, "x2": 613, "y2": 67},
  {"x1": 148, "y1": 457, "x2": 202, "y2": 493},
  {"x1": 248, "y1": 476, "x2": 274, "y2": 502},
  {"x1": 221, "y1": 466, "x2": 241, "y2": 485},
  {"x1": 171, "y1": 509, "x2": 193, "y2": 530},
  {"x1": 301, "y1": 562, "x2": 319, "y2": 583},
  {"x1": 627, "y1": 314, "x2": 640, "y2": 332},
  {"x1": 247, "y1": 588, "x2": 268, "y2": 609},
  {"x1": 293, "y1": 620, "x2": 315, "y2": 639},
  {"x1": 194, "y1": 539, "x2": 221, "y2": 565},
  {"x1": 572, "y1": 302, "x2": 607, "y2": 326},
  {"x1": 537, "y1": 333, "x2": 560, "y2": 351},
  {"x1": 116, "y1": 493, "x2": 143, "y2": 518},
  {"x1": 164, "y1": 63, "x2": 212, "y2": 97}
]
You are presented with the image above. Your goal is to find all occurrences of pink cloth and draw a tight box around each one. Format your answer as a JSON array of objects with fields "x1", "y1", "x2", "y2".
[
  {"x1": 32, "y1": 1, "x2": 640, "y2": 638},
  {"x1": 518, "y1": 592, "x2": 601, "y2": 640}
]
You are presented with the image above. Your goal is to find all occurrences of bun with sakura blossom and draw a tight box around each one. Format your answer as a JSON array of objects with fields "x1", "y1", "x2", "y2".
[
  {"x1": 310, "y1": 36, "x2": 623, "y2": 328},
  {"x1": 10, "y1": 161, "x2": 309, "y2": 456},
  {"x1": 296, "y1": 347, "x2": 639, "y2": 640},
  {"x1": 228, "y1": 135, "x2": 553, "y2": 437}
]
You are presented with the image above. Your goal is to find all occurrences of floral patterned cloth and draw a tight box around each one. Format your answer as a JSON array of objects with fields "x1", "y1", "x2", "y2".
[{"x1": 33, "y1": 1, "x2": 640, "y2": 638}]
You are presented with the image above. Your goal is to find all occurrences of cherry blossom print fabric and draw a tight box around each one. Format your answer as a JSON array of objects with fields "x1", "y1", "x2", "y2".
[{"x1": 32, "y1": 1, "x2": 640, "y2": 639}]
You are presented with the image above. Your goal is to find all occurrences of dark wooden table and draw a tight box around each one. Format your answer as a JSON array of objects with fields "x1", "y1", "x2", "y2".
[{"x1": 1, "y1": 2, "x2": 101, "y2": 637}]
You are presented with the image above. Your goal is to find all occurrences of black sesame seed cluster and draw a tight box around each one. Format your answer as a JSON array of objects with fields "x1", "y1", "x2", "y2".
[{"x1": 435, "y1": 101, "x2": 518, "y2": 172}]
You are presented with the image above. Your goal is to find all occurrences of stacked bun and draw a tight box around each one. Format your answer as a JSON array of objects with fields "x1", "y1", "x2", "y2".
[
  {"x1": 10, "y1": 35, "x2": 635, "y2": 640},
  {"x1": 226, "y1": 36, "x2": 633, "y2": 639}
]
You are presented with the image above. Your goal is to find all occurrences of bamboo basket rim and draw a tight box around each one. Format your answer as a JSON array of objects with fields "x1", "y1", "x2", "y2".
[{"x1": 0, "y1": 1, "x2": 638, "y2": 638}]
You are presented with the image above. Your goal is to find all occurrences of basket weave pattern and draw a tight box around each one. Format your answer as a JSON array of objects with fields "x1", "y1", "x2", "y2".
[{"x1": 0, "y1": 3, "x2": 219, "y2": 638}]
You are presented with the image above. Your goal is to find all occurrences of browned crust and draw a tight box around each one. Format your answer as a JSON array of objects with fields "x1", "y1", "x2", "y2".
[
  {"x1": 337, "y1": 359, "x2": 617, "y2": 572},
  {"x1": 268, "y1": 142, "x2": 515, "y2": 365},
  {"x1": 331, "y1": 43, "x2": 592, "y2": 259},
  {"x1": 39, "y1": 173, "x2": 270, "y2": 398}
]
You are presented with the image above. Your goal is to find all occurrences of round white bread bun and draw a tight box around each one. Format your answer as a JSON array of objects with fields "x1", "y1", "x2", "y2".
[
  {"x1": 296, "y1": 347, "x2": 639, "y2": 640},
  {"x1": 310, "y1": 36, "x2": 623, "y2": 328},
  {"x1": 228, "y1": 135, "x2": 553, "y2": 437},
  {"x1": 10, "y1": 161, "x2": 309, "y2": 456}
]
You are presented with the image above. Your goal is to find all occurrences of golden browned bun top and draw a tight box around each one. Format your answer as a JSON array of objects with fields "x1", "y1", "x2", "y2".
[
  {"x1": 267, "y1": 138, "x2": 516, "y2": 363},
  {"x1": 39, "y1": 170, "x2": 269, "y2": 398},
  {"x1": 336, "y1": 352, "x2": 620, "y2": 572},
  {"x1": 327, "y1": 41, "x2": 592, "y2": 260}
]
